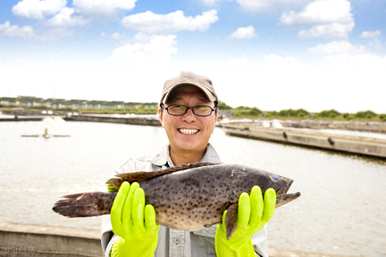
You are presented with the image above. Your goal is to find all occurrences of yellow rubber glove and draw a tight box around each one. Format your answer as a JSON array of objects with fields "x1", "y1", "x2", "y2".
[
  {"x1": 215, "y1": 186, "x2": 276, "y2": 257},
  {"x1": 110, "y1": 182, "x2": 160, "y2": 257}
]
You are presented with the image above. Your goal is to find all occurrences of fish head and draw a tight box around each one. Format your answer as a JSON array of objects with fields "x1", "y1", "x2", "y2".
[
  {"x1": 235, "y1": 166, "x2": 301, "y2": 208},
  {"x1": 267, "y1": 173, "x2": 301, "y2": 207}
]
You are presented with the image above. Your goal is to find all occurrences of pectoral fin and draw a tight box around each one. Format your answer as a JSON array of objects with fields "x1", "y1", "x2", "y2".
[{"x1": 225, "y1": 203, "x2": 238, "y2": 239}]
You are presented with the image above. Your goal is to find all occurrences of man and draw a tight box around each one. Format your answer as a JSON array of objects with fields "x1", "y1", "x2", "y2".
[{"x1": 101, "y1": 72, "x2": 276, "y2": 257}]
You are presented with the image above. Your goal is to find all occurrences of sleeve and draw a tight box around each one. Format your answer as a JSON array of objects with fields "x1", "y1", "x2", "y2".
[
  {"x1": 101, "y1": 214, "x2": 114, "y2": 256},
  {"x1": 100, "y1": 157, "x2": 154, "y2": 257},
  {"x1": 251, "y1": 225, "x2": 269, "y2": 257},
  {"x1": 115, "y1": 157, "x2": 153, "y2": 173}
]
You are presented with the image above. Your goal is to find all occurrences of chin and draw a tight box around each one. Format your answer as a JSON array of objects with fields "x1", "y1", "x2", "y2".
[{"x1": 175, "y1": 142, "x2": 205, "y2": 152}]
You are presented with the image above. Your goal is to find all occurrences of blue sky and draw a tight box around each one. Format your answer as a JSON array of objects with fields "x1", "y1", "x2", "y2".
[{"x1": 0, "y1": 0, "x2": 385, "y2": 112}]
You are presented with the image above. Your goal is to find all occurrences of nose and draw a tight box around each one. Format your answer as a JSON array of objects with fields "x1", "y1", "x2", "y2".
[{"x1": 182, "y1": 108, "x2": 197, "y2": 122}]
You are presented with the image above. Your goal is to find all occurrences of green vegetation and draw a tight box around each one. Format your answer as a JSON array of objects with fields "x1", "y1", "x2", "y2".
[
  {"x1": 225, "y1": 107, "x2": 386, "y2": 122},
  {"x1": 217, "y1": 101, "x2": 232, "y2": 110},
  {"x1": 1, "y1": 96, "x2": 385, "y2": 122},
  {"x1": 0, "y1": 96, "x2": 158, "y2": 115},
  {"x1": 316, "y1": 109, "x2": 341, "y2": 119},
  {"x1": 231, "y1": 106, "x2": 263, "y2": 118},
  {"x1": 79, "y1": 104, "x2": 157, "y2": 115}
]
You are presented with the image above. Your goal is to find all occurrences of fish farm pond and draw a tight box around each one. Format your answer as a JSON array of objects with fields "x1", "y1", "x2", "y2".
[{"x1": 0, "y1": 121, "x2": 385, "y2": 257}]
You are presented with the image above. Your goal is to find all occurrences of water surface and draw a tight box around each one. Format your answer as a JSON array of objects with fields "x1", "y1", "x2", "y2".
[{"x1": 0, "y1": 121, "x2": 385, "y2": 257}]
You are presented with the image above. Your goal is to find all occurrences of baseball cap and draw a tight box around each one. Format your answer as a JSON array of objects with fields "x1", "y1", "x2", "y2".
[{"x1": 160, "y1": 72, "x2": 218, "y2": 105}]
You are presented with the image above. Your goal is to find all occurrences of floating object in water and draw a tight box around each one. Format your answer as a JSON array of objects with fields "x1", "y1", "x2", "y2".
[{"x1": 21, "y1": 128, "x2": 70, "y2": 138}]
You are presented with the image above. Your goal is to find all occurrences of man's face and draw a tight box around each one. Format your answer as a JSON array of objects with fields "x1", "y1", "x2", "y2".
[{"x1": 159, "y1": 85, "x2": 217, "y2": 154}]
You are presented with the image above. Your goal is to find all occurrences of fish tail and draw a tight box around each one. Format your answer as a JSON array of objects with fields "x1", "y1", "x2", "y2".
[{"x1": 52, "y1": 192, "x2": 116, "y2": 217}]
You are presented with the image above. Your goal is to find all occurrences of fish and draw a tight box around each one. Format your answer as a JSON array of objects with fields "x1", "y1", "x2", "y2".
[{"x1": 52, "y1": 163, "x2": 300, "y2": 238}]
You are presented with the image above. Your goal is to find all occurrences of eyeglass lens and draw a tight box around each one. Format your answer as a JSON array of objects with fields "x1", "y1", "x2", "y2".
[{"x1": 166, "y1": 105, "x2": 214, "y2": 116}]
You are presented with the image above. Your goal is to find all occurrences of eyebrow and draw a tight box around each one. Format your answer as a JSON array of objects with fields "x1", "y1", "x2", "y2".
[{"x1": 173, "y1": 95, "x2": 210, "y2": 102}]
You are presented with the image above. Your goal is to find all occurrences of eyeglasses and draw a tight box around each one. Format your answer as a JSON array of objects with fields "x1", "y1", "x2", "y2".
[{"x1": 161, "y1": 104, "x2": 216, "y2": 117}]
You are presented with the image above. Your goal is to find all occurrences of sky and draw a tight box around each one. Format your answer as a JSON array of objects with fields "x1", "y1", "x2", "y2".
[{"x1": 0, "y1": 0, "x2": 385, "y2": 113}]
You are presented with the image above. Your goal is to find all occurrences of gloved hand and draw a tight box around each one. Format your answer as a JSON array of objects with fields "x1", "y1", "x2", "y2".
[
  {"x1": 215, "y1": 186, "x2": 276, "y2": 257},
  {"x1": 110, "y1": 182, "x2": 160, "y2": 257}
]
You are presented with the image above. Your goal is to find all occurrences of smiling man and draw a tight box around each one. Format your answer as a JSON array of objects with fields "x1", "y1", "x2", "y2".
[
  {"x1": 158, "y1": 75, "x2": 218, "y2": 166},
  {"x1": 101, "y1": 72, "x2": 276, "y2": 257}
]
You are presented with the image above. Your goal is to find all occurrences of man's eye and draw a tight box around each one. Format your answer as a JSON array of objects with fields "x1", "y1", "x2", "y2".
[
  {"x1": 195, "y1": 105, "x2": 210, "y2": 110},
  {"x1": 195, "y1": 105, "x2": 211, "y2": 112},
  {"x1": 171, "y1": 105, "x2": 185, "y2": 110}
]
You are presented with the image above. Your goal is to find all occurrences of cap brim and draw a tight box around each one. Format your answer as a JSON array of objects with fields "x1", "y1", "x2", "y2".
[{"x1": 161, "y1": 83, "x2": 216, "y2": 104}]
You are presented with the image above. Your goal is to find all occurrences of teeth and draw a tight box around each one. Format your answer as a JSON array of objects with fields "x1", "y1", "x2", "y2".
[{"x1": 178, "y1": 128, "x2": 199, "y2": 135}]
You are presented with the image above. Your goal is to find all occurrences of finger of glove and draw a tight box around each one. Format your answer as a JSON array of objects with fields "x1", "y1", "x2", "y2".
[
  {"x1": 237, "y1": 192, "x2": 251, "y2": 228},
  {"x1": 262, "y1": 188, "x2": 276, "y2": 224},
  {"x1": 144, "y1": 204, "x2": 157, "y2": 231},
  {"x1": 122, "y1": 182, "x2": 139, "y2": 229},
  {"x1": 221, "y1": 210, "x2": 227, "y2": 233},
  {"x1": 132, "y1": 187, "x2": 145, "y2": 233},
  {"x1": 249, "y1": 185, "x2": 263, "y2": 227},
  {"x1": 111, "y1": 182, "x2": 130, "y2": 235}
]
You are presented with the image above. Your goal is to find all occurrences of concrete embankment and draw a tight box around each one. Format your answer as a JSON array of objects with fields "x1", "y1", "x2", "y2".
[
  {"x1": 64, "y1": 115, "x2": 161, "y2": 126},
  {"x1": 221, "y1": 124, "x2": 386, "y2": 159},
  {"x1": 0, "y1": 222, "x2": 355, "y2": 257},
  {"x1": 0, "y1": 222, "x2": 102, "y2": 257},
  {"x1": 277, "y1": 120, "x2": 386, "y2": 133},
  {"x1": 0, "y1": 116, "x2": 43, "y2": 122}
]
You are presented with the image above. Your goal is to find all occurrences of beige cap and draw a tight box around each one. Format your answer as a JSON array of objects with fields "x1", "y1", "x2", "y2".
[{"x1": 160, "y1": 72, "x2": 218, "y2": 105}]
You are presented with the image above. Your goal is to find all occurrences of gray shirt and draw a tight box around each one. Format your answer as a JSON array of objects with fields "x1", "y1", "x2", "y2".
[{"x1": 101, "y1": 144, "x2": 269, "y2": 257}]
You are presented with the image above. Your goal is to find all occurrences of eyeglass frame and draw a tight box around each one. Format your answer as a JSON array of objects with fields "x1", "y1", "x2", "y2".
[{"x1": 160, "y1": 103, "x2": 218, "y2": 117}]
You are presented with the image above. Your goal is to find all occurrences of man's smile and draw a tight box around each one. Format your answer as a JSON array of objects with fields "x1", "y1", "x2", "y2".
[{"x1": 177, "y1": 128, "x2": 200, "y2": 135}]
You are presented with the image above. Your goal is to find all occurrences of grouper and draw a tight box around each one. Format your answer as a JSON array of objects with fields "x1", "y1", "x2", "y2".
[{"x1": 53, "y1": 163, "x2": 300, "y2": 238}]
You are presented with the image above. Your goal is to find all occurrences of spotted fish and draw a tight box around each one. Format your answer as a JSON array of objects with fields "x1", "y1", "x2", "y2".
[{"x1": 52, "y1": 163, "x2": 300, "y2": 238}]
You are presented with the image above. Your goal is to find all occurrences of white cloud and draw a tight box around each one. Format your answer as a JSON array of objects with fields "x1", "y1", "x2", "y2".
[
  {"x1": 236, "y1": 0, "x2": 310, "y2": 11},
  {"x1": 12, "y1": 0, "x2": 66, "y2": 19},
  {"x1": 230, "y1": 25, "x2": 255, "y2": 39},
  {"x1": 299, "y1": 21, "x2": 354, "y2": 38},
  {"x1": 0, "y1": 21, "x2": 34, "y2": 38},
  {"x1": 281, "y1": 0, "x2": 352, "y2": 25},
  {"x1": 110, "y1": 34, "x2": 177, "y2": 64},
  {"x1": 201, "y1": 0, "x2": 218, "y2": 5},
  {"x1": 237, "y1": 0, "x2": 270, "y2": 10},
  {"x1": 122, "y1": 10, "x2": 218, "y2": 33},
  {"x1": 207, "y1": 53, "x2": 386, "y2": 112},
  {"x1": 281, "y1": 0, "x2": 354, "y2": 38},
  {"x1": 0, "y1": 35, "x2": 178, "y2": 103},
  {"x1": 361, "y1": 30, "x2": 381, "y2": 39},
  {"x1": 111, "y1": 32, "x2": 122, "y2": 40},
  {"x1": 73, "y1": 0, "x2": 136, "y2": 15},
  {"x1": 2, "y1": 48, "x2": 386, "y2": 113},
  {"x1": 48, "y1": 7, "x2": 87, "y2": 27},
  {"x1": 308, "y1": 41, "x2": 366, "y2": 55}
]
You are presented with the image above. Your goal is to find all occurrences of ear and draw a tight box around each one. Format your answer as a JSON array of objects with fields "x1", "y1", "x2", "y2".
[
  {"x1": 157, "y1": 105, "x2": 164, "y2": 126},
  {"x1": 214, "y1": 108, "x2": 219, "y2": 122}
]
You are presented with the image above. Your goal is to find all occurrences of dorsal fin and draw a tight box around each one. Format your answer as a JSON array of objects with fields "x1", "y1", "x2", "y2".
[{"x1": 106, "y1": 162, "x2": 217, "y2": 191}]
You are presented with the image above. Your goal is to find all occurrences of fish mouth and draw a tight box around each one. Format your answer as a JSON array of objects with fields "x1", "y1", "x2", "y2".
[
  {"x1": 276, "y1": 178, "x2": 301, "y2": 207},
  {"x1": 276, "y1": 192, "x2": 301, "y2": 207},
  {"x1": 177, "y1": 128, "x2": 200, "y2": 135}
]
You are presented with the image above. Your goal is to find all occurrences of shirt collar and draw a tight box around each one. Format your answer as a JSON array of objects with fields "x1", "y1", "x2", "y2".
[{"x1": 151, "y1": 143, "x2": 221, "y2": 168}]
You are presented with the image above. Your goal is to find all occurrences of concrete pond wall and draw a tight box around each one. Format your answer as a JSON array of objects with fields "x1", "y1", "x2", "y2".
[
  {"x1": 220, "y1": 122, "x2": 386, "y2": 159},
  {"x1": 0, "y1": 222, "x2": 102, "y2": 257},
  {"x1": 0, "y1": 222, "x2": 357, "y2": 257}
]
